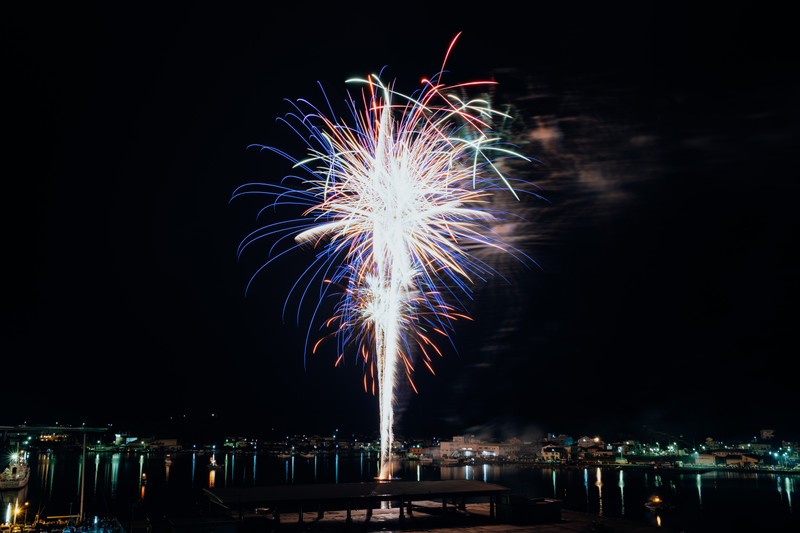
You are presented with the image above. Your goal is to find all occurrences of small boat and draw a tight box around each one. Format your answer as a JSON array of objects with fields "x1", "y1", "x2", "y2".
[
  {"x1": 644, "y1": 495, "x2": 674, "y2": 512},
  {"x1": 1, "y1": 450, "x2": 30, "y2": 490},
  {"x1": 207, "y1": 455, "x2": 224, "y2": 470},
  {"x1": 164, "y1": 454, "x2": 173, "y2": 466}
]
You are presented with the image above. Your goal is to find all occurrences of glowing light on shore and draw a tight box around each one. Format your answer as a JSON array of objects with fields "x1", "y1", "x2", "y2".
[{"x1": 233, "y1": 33, "x2": 537, "y2": 479}]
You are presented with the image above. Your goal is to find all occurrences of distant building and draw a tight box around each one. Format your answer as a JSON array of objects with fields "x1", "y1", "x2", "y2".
[
  {"x1": 149, "y1": 438, "x2": 181, "y2": 451},
  {"x1": 545, "y1": 434, "x2": 574, "y2": 446},
  {"x1": 412, "y1": 445, "x2": 441, "y2": 460},
  {"x1": 694, "y1": 453, "x2": 717, "y2": 466},
  {"x1": 610, "y1": 440, "x2": 640, "y2": 455},
  {"x1": 541, "y1": 446, "x2": 566, "y2": 463},
  {"x1": 576, "y1": 436, "x2": 604, "y2": 449},
  {"x1": 744, "y1": 442, "x2": 772, "y2": 455},
  {"x1": 439, "y1": 435, "x2": 512, "y2": 460},
  {"x1": 724, "y1": 454, "x2": 760, "y2": 468}
]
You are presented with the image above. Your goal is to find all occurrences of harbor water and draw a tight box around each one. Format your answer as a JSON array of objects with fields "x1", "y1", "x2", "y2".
[{"x1": 2, "y1": 448, "x2": 797, "y2": 531}]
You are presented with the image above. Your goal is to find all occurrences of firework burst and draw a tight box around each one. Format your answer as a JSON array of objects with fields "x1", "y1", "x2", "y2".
[{"x1": 233, "y1": 33, "x2": 538, "y2": 479}]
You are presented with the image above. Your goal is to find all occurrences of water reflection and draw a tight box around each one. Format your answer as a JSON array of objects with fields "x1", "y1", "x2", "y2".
[
  {"x1": 137, "y1": 454, "x2": 145, "y2": 498},
  {"x1": 584, "y1": 468, "x2": 589, "y2": 504},
  {"x1": 464, "y1": 464, "x2": 473, "y2": 480},
  {"x1": 93, "y1": 454, "x2": 100, "y2": 499},
  {"x1": 696, "y1": 473, "x2": 702, "y2": 507},
  {"x1": 37, "y1": 451, "x2": 54, "y2": 497},
  {"x1": 16, "y1": 451, "x2": 799, "y2": 530},
  {"x1": 77, "y1": 450, "x2": 84, "y2": 506},
  {"x1": 1, "y1": 486, "x2": 28, "y2": 528},
  {"x1": 283, "y1": 455, "x2": 295, "y2": 483},
  {"x1": 595, "y1": 467, "x2": 603, "y2": 517},
  {"x1": 110, "y1": 452, "x2": 120, "y2": 499}
]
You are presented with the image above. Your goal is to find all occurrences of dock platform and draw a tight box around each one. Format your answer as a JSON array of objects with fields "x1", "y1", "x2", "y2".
[{"x1": 204, "y1": 479, "x2": 512, "y2": 525}]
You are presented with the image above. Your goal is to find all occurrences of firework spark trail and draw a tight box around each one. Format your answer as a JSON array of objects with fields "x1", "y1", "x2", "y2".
[{"x1": 233, "y1": 33, "x2": 538, "y2": 479}]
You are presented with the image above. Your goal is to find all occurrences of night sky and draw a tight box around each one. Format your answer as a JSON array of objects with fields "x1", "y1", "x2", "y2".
[{"x1": 7, "y1": 3, "x2": 798, "y2": 444}]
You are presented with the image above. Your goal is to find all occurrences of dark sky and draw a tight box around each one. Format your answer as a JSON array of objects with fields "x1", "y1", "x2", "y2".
[{"x1": 7, "y1": 3, "x2": 798, "y2": 444}]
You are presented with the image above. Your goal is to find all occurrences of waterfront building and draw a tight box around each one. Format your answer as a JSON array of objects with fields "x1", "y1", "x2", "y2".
[
  {"x1": 439, "y1": 435, "x2": 514, "y2": 460},
  {"x1": 540, "y1": 446, "x2": 566, "y2": 463},
  {"x1": 695, "y1": 452, "x2": 717, "y2": 466}
]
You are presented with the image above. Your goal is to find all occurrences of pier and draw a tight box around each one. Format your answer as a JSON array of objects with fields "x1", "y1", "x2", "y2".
[{"x1": 204, "y1": 479, "x2": 512, "y2": 526}]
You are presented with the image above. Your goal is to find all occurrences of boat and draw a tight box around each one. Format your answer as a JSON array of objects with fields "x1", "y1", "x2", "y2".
[
  {"x1": 207, "y1": 455, "x2": 224, "y2": 470},
  {"x1": 0, "y1": 450, "x2": 30, "y2": 490},
  {"x1": 644, "y1": 494, "x2": 675, "y2": 512}
]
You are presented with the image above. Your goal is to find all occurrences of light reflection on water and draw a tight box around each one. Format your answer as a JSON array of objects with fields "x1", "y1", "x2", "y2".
[
  {"x1": 595, "y1": 466, "x2": 603, "y2": 517},
  {"x1": 696, "y1": 472, "x2": 702, "y2": 507},
  {"x1": 8, "y1": 450, "x2": 799, "y2": 531}
]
